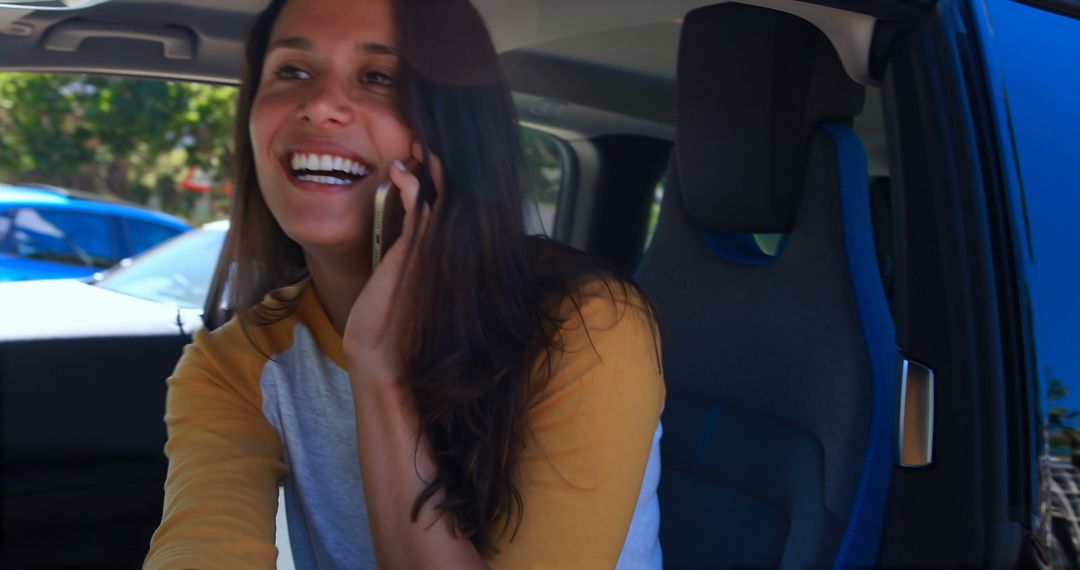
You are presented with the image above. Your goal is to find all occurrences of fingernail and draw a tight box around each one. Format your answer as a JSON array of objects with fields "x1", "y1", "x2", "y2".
[{"x1": 394, "y1": 160, "x2": 407, "y2": 172}]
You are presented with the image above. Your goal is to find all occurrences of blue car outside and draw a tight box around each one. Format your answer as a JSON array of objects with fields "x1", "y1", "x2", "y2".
[{"x1": 0, "y1": 183, "x2": 191, "y2": 282}]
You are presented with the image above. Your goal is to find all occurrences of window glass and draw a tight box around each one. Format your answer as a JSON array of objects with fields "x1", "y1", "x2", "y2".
[
  {"x1": 12, "y1": 208, "x2": 115, "y2": 269},
  {"x1": 125, "y1": 218, "x2": 184, "y2": 257},
  {"x1": 0, "y1": 208, "x2": 12, "y2": 246},
  {"x1": 986, "y1": 0, "x2": 1080, "y2": 462},
  {"x1": 521, "y1": 128, "x2": 564, "y2": 237},
  {"x1": 98, "y1": 228, "x2": 226, "y2": 309},
  {"x1": 643, "y1": 182, "x2": 663, "y2": 250},
  {"x1": 0, "y1": 73, "x2": 236, "y2": 229}
]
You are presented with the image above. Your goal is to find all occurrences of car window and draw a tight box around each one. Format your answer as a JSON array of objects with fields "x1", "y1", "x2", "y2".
[
  {"x1": 0, "y1": 208, "x2": 11, "y2": 245},
  {"x1": 0, "y1": 72, "x2": 235, "y2": 221},
  {"x1": 521, "y1": 127, "x2": 565, "y2": 237},
  {"x1": 124, "y1": 218, "x2": 185, "y2": 257},
  {"x1": 643, "y1": 181, "x2": 663, "y2": 250},
  {"x1": 10, "y1": 207, "x2": 116, "y2": 268},
  {"x1": 984, "y1": 0, "x2": 1080, "y2": 461},
  {"x1": 98, "y1": 228, "x2": 226, "y2": 309}
]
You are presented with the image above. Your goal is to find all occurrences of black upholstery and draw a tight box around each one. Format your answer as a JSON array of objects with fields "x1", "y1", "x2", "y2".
[
  {"x1": 2, "y1": 336, "x2": 182, "y2": 568},
  {"x1": 635, "y1": 3, "x2": 885, "y2": 567},
  {"x1": 677, "y1": 2, "x2": 863, "y2": 233}
]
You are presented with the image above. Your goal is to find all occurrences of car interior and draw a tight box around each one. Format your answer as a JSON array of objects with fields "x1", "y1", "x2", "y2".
[
  {"x1": 636, "y1": 4, "x2": 895, "y2": 566},
  {"x1": 0, "y1": 0, "x2": 1054, "y2": 567}
]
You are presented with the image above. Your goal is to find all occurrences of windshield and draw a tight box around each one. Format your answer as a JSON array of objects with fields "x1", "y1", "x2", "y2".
[{"x1": 97, "y1": 228, "x2": 225, "y2": 309}]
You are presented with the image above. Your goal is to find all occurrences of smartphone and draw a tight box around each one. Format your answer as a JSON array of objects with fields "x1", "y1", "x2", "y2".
[{"x1": 372, "y1": 178, "x2": 405, "y2": 270}]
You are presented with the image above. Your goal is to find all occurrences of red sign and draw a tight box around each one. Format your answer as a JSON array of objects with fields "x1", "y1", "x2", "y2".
[{"x1": 181, "y1": 167, "x2": 214, "y2": 193}]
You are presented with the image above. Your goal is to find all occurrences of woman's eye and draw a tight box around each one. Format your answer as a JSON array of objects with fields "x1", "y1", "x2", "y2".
[
  {"x1": 362, "y1": 70, "x2": 394, "y2": 87},
  {"x1": 273, "y1": 65, "x2": 311, "y2": 81}
]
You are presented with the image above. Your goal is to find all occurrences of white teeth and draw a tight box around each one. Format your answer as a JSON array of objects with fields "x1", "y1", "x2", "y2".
[
  {"x1": 290, "y1": 152, "x2": 369, "y2": 179},
  {"x1": 297, "y1": 174, "x2": 351, "y2": 185}
]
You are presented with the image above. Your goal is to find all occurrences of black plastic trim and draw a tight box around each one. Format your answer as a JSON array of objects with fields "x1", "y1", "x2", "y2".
[
  {"x1": 870, "y1": 19, "x2": 913, "y2": 81},
  {"x1": 501, "y1": 50, "x2": 676, "y2": 127},
  {"x1": 795, "y1": 0, "x2": 937, "y2": 21},
  {"x1": 1010, "y1": 0, "x2": 1080, "y2": 19},
  {"x1": 547, "y1": 131, "x2": 579, "y2": 244},
  {"x1": 876, "y1": 0, "x2": 1019, "y2": 563},
  {"x1": 954, "y1": 0, "x2": 1038, "y2": 542}
]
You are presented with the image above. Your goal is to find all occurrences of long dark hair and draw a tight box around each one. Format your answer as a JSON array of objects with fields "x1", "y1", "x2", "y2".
[{"x1": 204, "y1": 0, "x2": 658, "y2": 554}]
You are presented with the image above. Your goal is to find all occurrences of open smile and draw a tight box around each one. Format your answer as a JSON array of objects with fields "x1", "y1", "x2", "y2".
[{"x1": 281, "y1": 151, "x2": 374, "y2": 189}]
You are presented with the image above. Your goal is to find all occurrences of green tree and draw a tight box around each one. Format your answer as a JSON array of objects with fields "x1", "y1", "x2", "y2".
[
  {"x1": 1047, "y1": 374, "x2": 1080, "y2": 463},
  {"x1": 0, "y1": 72, "x2": 236, "y2": 216}
]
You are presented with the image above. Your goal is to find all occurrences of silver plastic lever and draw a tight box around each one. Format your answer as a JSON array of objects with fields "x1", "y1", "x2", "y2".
[{"x1": 898, "y1": 357, "x2": 934, "y2": 468}]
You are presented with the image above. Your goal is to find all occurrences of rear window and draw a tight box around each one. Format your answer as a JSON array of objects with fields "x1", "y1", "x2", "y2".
[
  {"x1": 0, "y1": 208, "x2": 12, "y2": 244},
  {"x1": 124, "y1": 218, "x2": 184, "y2": 257},
  {"x1": 10, "y1": 207, "x2": 116, "y2": 269}
]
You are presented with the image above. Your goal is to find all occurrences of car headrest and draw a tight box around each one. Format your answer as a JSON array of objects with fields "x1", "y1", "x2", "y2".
[{"x1": 677, "y1": 2, "x2": 865, "y2": 233}]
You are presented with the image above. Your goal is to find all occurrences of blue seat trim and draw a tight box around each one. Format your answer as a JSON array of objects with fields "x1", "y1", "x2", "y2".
[
  {"x1": 702, "y1": 230, "x2": 787, "y2": 265},
  {"x1": 820, "y1": 122, "x2": 897, "y2": 569}
]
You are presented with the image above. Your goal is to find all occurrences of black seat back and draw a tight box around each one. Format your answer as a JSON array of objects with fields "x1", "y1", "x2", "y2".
[{"x1": 636, "y1": 3, "x2": 895, "y2": 567}]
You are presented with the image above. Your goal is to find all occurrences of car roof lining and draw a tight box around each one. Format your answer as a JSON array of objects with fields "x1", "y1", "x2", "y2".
[
  {"x1": 0, "y1": 0, "x2": 898, "y2": 169},
  {"x1": 1, "y1": 0, "x2": 885, "y2": 82}
]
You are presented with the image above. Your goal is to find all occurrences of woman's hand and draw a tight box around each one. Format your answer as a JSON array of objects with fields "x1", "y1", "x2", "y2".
[
  {"x1": 343, "y1": 151, "x2": 487, "y2": 568},
  {"x1": 342, "y1": 154, "x2": 434, "y2": 385}
]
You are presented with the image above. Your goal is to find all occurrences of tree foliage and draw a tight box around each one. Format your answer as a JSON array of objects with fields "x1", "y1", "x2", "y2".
[
  {"x1": 1047, "y1": 374, "x2": 1080, "y2": 464},
  {"x1": 0, "y1": 73, "x2": 235, "y2": 216}
]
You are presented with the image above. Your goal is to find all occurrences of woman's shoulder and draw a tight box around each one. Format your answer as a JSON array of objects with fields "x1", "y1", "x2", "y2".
[
  {"x1": 528, "y1": 237, "x2": 657, "y2": 345},
  {"x1": 544, "y1": 277, "x2": 659, "y2": 371},
  {"x1": 527, "y1": 242, "x2": 663, "y2": 407},
  {"x1": 523, "y1": 266, "x2": 666, "y2": 463},
  {"x1": 181, "y1": 279, "x2": 313, "y2": 377},
  {"x1": 553, "y1": 277, "x2": 654, "y2": 333}
]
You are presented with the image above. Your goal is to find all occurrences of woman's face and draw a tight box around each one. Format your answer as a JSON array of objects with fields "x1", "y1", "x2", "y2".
[{"x1": 250, "y1": 0, "x2": 413, "y2": 260}]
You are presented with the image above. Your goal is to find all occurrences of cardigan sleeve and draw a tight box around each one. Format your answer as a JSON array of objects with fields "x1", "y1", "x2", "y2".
[
  {"x1": 144, "y1": 319, "x2": 288, "y2": 570},
  {"x1": 488, "y1": 285, "x2": 666, "y2": 569}
]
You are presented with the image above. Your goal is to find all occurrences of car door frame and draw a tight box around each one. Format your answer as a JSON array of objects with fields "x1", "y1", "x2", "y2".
[{"x1": 874, "y1": 0, "x2": 1051, "y2": 564}]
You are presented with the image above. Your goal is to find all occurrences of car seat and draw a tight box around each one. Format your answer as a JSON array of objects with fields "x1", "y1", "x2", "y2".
[{"x1": 634, "y1": 3, "x2": 897, "y2": 567}]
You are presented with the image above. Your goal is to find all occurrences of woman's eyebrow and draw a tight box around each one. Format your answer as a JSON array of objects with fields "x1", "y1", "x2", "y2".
[
  {"x1": 268, "y1": 36, "x2": 312, "y2": 52},
  {"x1": 358, "y1": 42, "x2": 398, "y2": 56},
  {"x1": 265, "y1": 38, "x2": 397, "y2": 56}
]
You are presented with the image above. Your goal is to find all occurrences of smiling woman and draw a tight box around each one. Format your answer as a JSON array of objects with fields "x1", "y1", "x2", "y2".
[
  {"x1": 143, "y1": 0, "x2": 665, "y2": 568},
  {"x1": 249, "y1": 0, "x2": 413, "y2": 269}
]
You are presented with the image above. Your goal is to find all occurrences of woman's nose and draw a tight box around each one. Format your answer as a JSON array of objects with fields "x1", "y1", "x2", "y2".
[{"x1": 297, "y1": 79, "x2": 354, "y2": 127}]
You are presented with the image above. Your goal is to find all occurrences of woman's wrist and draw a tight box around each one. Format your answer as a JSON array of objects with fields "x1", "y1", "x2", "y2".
[
  {"x1": 347, "y1": 362, "x2": 403, "y2": 393},
  {"x1": 343, "y1": 340, "x2": 402, "y2": 386}
]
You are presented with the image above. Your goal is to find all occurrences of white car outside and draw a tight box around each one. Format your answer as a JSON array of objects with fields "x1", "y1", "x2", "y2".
[{"x1": 0, "y1": 220, "x2": 227, "y2": 341}]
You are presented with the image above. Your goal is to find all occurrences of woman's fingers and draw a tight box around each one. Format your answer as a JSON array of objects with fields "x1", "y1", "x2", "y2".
[
  {"x1": 381, "y1": 159, "x2": 431, "y2": 268},
  {"x1": 390, "y1": 159, "x2": 420, "y2": 215},
  {"x1": 386, "y1": 159, "x2": 422, "y2": 248}
]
